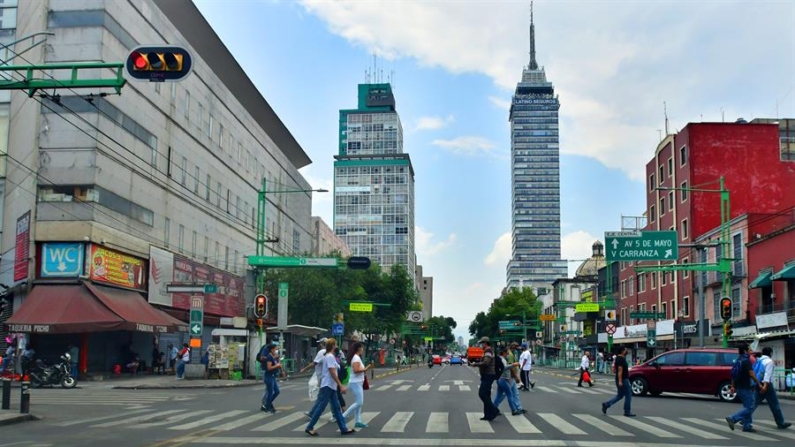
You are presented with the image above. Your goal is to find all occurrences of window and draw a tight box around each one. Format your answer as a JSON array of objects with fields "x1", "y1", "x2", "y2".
[
  {"x1": 629, "y1": 276, "x2": 635, "y2": 296},
  {"x1": 650, "y1": 205, "x2": 656, "y2": 222},
  {"x1": 680, "y1": 146, "x2": 687, "y2": 166},
  {"x1": 667, "y1": 157, "x2": 673, "y2": 176},
  {"x1": 681, "y1": 181, "x2": 688, "y2": 201},
  {"x1": 660, "y1": 197, "x2": 666, "y2": 216},
  {"x1": 662, "y1": 302, "x2": 668, "y2": 319},
  {"x1": 226, "y1": 189, "x2": 232, "y2": 214},
  {"x1": 164, "y1": 218, "x2": 170, "y2": 248},
  {"x1": 732, "y1": 287, "x2": 741, "y2": 318},
  {"x1": 682, "y1": 257, "x2": 690, "y2": 278},
  {"x1": 194, "y1": 166, "x2": 200, "y2": 193},
  {"x1": 225, "y1": 246, "x2": 229, "y2": 270},
  {"x1": 151, "y1": 145, "x2": 157, "y2": 168},
  {"x1": 639, "y1": 274, "x2": 646, "y2": 292},
  {"x1": 178, "y1": 224, "x2": 184, "y2": 253},
  {"x1": 651, "y1": 272, "x2": 657, "y2": 289},
  {"x1": 236, "y1": 196, "x2": 242, "y2": 219},
  {"x1": 180, "y1": 157, "x2": 187, "y2": 185},
  {"x1": 668, "y1": 191, "x2": 674, "y2": 211},
  {"x1": 712, "y1": 290, "x2": 721, "y2": 321},
  {"x1": 681, "y1": 219, "x2": 689, "y2": 239},
  {"x1": 216, "y1": 182, "x2": 222, "y2": 208},
  {"x1": 208, "y1": 114, "x2": 214, "y2": 137},
  {"x1": 686, "y1": 352, "x2": 716, "y2": 366},
  {"x1": 197, "y1": 103, "x2": 204, "y2": 131},
  {"x1": 661, "y1": 270, "x2": 667, "y2": 286},
  {"x1": 205, "y1": 174, "x2": 211, "y2": 201},
  {"x1": 215, "y1": 241, "x2": 220, "y2": 267},
  {"x1": 659, "y1": 165, "x2": 664, "y2": 181},
  {"x1": 204, "y1": 236, "x2": 209, "y2": 262},
  {"x1": 651, "y1": 304, "x2": 657, "y2": 314},
  {"x1": 649, "y1": 174, "x2": 655, "y2": 192},
  {"x1": 293, "y1": 229, "x2": 301, "y2": 254},
  {"x1": 184, "y1": 91, "x2": 190, "y2": 118},
  {"x1": 191, "y1": 230, "x2": 197, "y2": 257},
  {"x1": 629, "y1": 305, "x2": 634, "y2": 324},
  {"x1": 237, "y1": 142, "x2": 242, "y2": 163},
  {"x1": 733, "y1": 233, "x2": 743, "y2": 276},
  {"x1": 621, "y1": 280, "x2": 627, "y2": 298},
  {"x1": 621, "y1": 308, "x2": 627, "y2": 326},
  {"x1": 671, "y1": 299, "x2": 677, "y2": 318},
  {"x1": 219, "y1": 124, "x2": 224, "y2": 151}
]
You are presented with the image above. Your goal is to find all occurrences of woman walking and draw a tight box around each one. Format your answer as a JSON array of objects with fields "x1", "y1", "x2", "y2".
[
  {"x1": 305, "y1": 338, "x2": 355, "y2": 436},
  {"x1": 260, "y1": 343, "x2": 284, "y2": 413},
  {"x1": 342, "y1": 342, "x2": 373, "y2": 428}
]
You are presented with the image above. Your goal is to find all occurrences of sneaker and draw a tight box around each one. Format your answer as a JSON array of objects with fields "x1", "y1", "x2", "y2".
[
  {"x1": 725, "y1": 417, "x2": 735, "y2": 431},
  {"x1": 624, "y1": 413, "x2": 636, "y2": 417},
  {"x1": 778, "y1": 423, "x2": 792, "y2": 430},
  {"x1": 354, "y1": 422, "x2": 368, "y2": 428},
  {"x1": 260, "y1": 405, "x2": 268, "y2": 412},
  {"x1": 530, "y1": 382, "x2": 535, "y2": 389},
  {"x1": 601, "y1": 403, "x2": 608, "y2": 415},
  {"x1": 742, "y1": 428, "x2": 757, "y2": 433}
]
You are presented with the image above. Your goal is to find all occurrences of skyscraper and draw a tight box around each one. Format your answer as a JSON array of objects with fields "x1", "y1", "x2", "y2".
[
  {"x1": 334, "y1": 83, "x2": 416, "y2": 286},
  {"x1": 506, "y1": 5, "x2": 567, "y2": 293}
]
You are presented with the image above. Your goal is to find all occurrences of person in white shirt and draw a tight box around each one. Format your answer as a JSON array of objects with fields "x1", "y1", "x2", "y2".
[
  {"x1": 304, "y1": 338, "x2": 355, "y2": 436},
  {"x1": 301, "y1": 338, "x2": 328, "y2": 418},
  {"x1": 756, "y1": 347, "x2": 791, "y2": 429},
  {"x1": 519, "y1": 344, "x2": 535, "y2": 391},
  {"x1": 578, "y1": 351, "x2": 594, "y2": 387},
  {"x1": 342, "y1": 342, "x2": 373, "y2": 428}
]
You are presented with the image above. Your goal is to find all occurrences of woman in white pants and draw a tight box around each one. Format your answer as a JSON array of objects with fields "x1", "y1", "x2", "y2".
[{"x1": 342, "y1": 342, "x2": 373, "y2": 428}]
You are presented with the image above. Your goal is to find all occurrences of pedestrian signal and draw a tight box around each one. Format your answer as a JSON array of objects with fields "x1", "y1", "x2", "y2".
[
  {"x1": 254, "y1": 294, "x2": 267, "y2": 318},
  {"x1": 126, "y1": 46, "x2": 193, "y2": 82},
  {"x1": 720, "y1": 297, "x2": 732, "y2": 321}
]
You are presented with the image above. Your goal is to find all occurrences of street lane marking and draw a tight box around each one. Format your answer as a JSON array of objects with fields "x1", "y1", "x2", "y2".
[
  {"x1": 252, "y1": 412, "x2": 305, "y2": 432},
  {"x1": 465, "y1": 412, "x2": 494, "y2": 433},
  {"x1": 505, "y1": 414, "x2": 541, "y2": 433},
  {"x1": 212, "y1": 412, "x2": 273, "y2": 432},
  {"x1": 683, "y1": 418, "x2": 774, "y2": 441},
  {"x1": 538, "y1": 413, "x2": 586, "y2": 435},
  {"x1": 418, "y1": 384, "x2": 431, "y2": 391},
  {"x1": 426, "y1": 412, "x2": 448, "y2": 433},
  {"x1": 590, "y1": 387, "x2": 616, "y2": 395},
  {"x1": 381, "y1": 411, "x2": 413, "y2": 433},
  {"x1": 137, "y1": 410, "x2": 213, "y2": 427},
  {"x1": 191, "y1": 438, "x2": 761, "y2": 445},
  {"x1": 646, "y1": 416, "x2": 727, "y2": 439},
  {"x1": 613, "y1": 416, "x2": 681, "y2": 438},
  {"x1": 375, "y1": 384, "x2": 394, "y2": 391},
  {"x1": 294, "y1": 413, "x2": 332, "y2": 431},
  {"x1": 53, "y1": 408, "x2": 152, "y2": 426},
  {"x1": 397, "y1": 385, "x2": 411, "y2": 391},
  {"x1": 459, "y1": 385, "x2": 471, "y2": 392},
  {"x1": 753, "y1": 419, "x2": 795, "y2": 439},
  {"x1": 576, "y1": 388, "x2": 602, "y2": 395},
  {"x1": 453, "y1": 381, "x2": 463, "y2": 385},
  {"x1": 572, "y1": 414, "x2": 631, "y2": 436},
  {"x1": 169, "y1": 410, "x2": 249, "y2": 430},
  {"x1": 536, "y1": 386, "x2": 555, "y2": 393},
  {"x1": 92, "y1": 409, "x2": 184, "y2": 427},
  {"x1": 439, "y1": 385, "x2": 450, "y2": 391},
  {"x1": 553, "y1": 386, "x2": 580, "y2": 394}
]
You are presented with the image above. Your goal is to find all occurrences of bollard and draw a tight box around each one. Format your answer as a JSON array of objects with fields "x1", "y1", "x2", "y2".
[
  {"x1": 19, "y1": 380, "x2": 29, "y2": 414},
  {"x1": 1, "y1": 377, "x2": 10, "y2": 410}
]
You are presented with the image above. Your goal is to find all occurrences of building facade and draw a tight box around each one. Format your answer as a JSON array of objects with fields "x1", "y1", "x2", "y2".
[
  {"x1": 416, "y1": 264, "x2": 433, "y2": 319},
  {"x1": 1, "y1": 0, "x2": 316, "y2": 372},
  {"x1": 333, "y1": 83, "x2": 416, "y2": 286},
  {"x1": 506, "y1": 9, "x2": 567, "y2": 292},
  {"x1": 310, "y1": 216, "x2": 351, "y2": 257}
]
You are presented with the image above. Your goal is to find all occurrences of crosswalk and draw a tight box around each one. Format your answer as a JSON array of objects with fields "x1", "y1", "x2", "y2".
[
  {"x1": 51, "y1": 407, "x2": 793, "y2": 442},
  {"x1": 22, "y1": 389, "x2": 196, "y2": 408},
  {"x1": 374, "y1": 382, "x2": 618, "y2": 396}
]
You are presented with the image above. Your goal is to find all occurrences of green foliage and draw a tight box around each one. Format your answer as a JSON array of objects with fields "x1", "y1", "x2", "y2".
[
  {"x1": 423, "y1": 315, "x2": 458, "y2": 344},
  {"x1": 467, "y1": 288, "x2": 540, "y2": 342}
]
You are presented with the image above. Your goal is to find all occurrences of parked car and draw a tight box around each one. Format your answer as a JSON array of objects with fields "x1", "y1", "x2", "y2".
[
  {"x1": 628, "y1": 348, "x2": 738, "y2": 402},
  {"x1": 432, "y1": 355, "x2": 442, "y2": 365},
  {"x1": 450, "y1": 355, "x2": 464, "y2": 365}
]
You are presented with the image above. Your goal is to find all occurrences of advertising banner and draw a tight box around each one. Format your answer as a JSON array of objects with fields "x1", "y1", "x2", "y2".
[
  {"x1": 148, "y1": 246, "x2": 175, "y2": 307},
  {"x1": 13, "y1": 211, "x2": 31, "y2": 282},
  {"x1": 88, "y1": 244, "x2": 146, "y2": 290}
]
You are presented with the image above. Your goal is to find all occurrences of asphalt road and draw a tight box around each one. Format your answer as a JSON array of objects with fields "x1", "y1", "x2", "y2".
[{"x1": 2, "y1": 365, "x2": 794, "y2": 447}]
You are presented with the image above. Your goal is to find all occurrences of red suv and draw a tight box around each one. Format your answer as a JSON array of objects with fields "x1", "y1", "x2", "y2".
[{"x1": 628, "y1": 348, "x2": 738, "y2": 402}]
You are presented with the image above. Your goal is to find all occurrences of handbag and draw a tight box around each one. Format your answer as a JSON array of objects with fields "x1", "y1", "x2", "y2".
[
  {"x1": 363, "y1": 375, "x2": 370, "y2": 390},
  {"x1": 583, "y1": 370, "x2": 591, "y2": 383}
]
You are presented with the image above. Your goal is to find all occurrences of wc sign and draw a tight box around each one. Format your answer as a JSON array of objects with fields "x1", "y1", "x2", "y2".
[{"x1": 41, "y1": 243, "x2": 85, "y2": 278}]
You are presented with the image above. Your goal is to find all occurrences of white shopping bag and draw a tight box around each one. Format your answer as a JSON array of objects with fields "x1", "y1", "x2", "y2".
[{"x1": 308, "y1": 374, "x2": 319, "y2": 401}]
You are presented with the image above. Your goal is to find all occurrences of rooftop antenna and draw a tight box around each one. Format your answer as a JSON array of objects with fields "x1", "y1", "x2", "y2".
[
  {"x1": 529, "y1": 1, "x2": 538, "y2": 70},
  {"x1": 663, "y1": 101, "x2": 669, "y2": 135},
  {"x1": 721, "y1": 107, "x2": 725, "y2": 122}
]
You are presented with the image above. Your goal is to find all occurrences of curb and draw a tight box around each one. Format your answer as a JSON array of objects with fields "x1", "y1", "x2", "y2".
[
  {"x1": 0, "y1": 413, "x2": 39, "y2": 426},
  {"x1": 112, "y1": 381, "x2": 262, "y2": 390}
]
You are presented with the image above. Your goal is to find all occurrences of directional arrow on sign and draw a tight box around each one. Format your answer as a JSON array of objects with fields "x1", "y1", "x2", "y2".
[
  {"x1": 611, "y1": 239, "x2": 619, "y2": 250},
  {"x1": 664, "y1": 249, "x2": 673, "y2": 258},
  {"x1": 191, "y1": 324, "x2": 201, "y2": 335}
]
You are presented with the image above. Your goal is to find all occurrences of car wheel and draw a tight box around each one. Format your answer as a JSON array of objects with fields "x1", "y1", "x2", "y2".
[
  {"x1": 631, "y1": 377, "x2": 648, "y2": 396},
  {"x1": 718, "y1": 381, "x2": 737, "y2": 402}
]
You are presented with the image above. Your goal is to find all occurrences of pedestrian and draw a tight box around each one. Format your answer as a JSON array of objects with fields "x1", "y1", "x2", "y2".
[
  {"x1": 169, "y1": 343, "x2": 178, "y2": 374},
  {"x1": 754, "y1": 346, "x2": 791, "y2": 430},
  {"x1": 259, "y1": 342, "x2": 284, "y2": 413},
  {"x1": 601, "y1": 345, "x2": 634, "y2": 417},
  {"x1": 332, "y1": 347, "x2": 348, "y2": 416},
  {"x1": 494, "y1": 346, "x2": 526, "y2": 416},
  {"x1": 597, "y1": 350, "x2": 605, "y2": 374},
  {"x1": 470, "y1": 336, "x2": 499, "y2": 421},
  {"x1": 725, "y1": 342, "x2": 762, "y2": 433},
  {"x1": 304, "y1": 338, "x2": 356, "y2": 436},
  {"x1": 578, "y1": 351, "x2": 594, "y2": 387},
  {"x1": 301, "y1": 338, "x2": 328, "y2": 418},
  {"x1": 67, "y1": 343, "x2": 79, "y2": 378},
  {"x1": 519, "y1": 343, "x2": 535, "y2": 390},
  {"x1": 176, "y1": 343, "x2": 190, "y2": 380},
  {"x1": 341, "y1": 342, "x2": 373, "y2": 428}
]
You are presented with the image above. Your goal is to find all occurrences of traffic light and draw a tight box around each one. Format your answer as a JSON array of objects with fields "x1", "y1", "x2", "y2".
[
  {"x1": 513, "y1": 321, "x2": 522, "y2": 327},
  {"x1": 254, "y1": 294, "x2": 267, "y2": 318},
  {"x1": 724, "y1": 322, "x2": 733, "y2": 338},
  {"x1": 126, "y1": 46, "x2": 193, "y2": 82},
  {"x1": 560, "y1": 325, "x2": 566, "y2": 332},
  {"x1": 420, "y1": 325, "x2": 427, "y2": 331},
  {"x1": 347, "y1": 256, "x2": 372, "y2": 270},
  {"x1": 720, "y1": 297, "x2": 732, "y2": 321}
]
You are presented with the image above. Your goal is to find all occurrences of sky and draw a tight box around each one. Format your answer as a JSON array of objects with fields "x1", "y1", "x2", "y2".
[{"x1": 193, "y1": 0, "x2": 795, "y2": 340}]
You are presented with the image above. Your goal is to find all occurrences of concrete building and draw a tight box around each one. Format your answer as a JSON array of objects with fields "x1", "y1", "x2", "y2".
[
  {"x1": 310, "y1": 216, "x2": 351, "y2": 257},
  {"x1": 1, "y1": 0, "x2": 317, "y2": 373},
  {"x1": 416, "y1": 264, "x2": 433, "y2": 319},
  {"x1": 333, "y1": 83, "x2": 417, "y2": 286},
  {"x1": 506, "y1": 6, "x2": 567, "y2": 293}
]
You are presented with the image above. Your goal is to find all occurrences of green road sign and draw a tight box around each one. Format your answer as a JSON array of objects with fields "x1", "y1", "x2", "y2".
[
  {"x1": 190, "y1": 310, "x2": 203, "y2": 336},
  {"x1": 248, "y1": 256, "x2": 339, "y2": 268},
  {"x1": 278, "y1": 282, "x2": 289, "y2": 298},
  {"x1": 647, "y1": 329, "x2": 657, "y2": 347},
  {"x1": 605, "y1": 230, "x2": 678, "y2": 262},
  {"x1": 499, "y1": 320, "x2": 521, "y2": 330},
  {"x1": 563, "y1": 330, "x2": 581, "y2": 335},
  {"x1": 204, "y1": 284, "x2": 218, "y2": 294},
  {"x1": 630, "y1": 312, "x2": 666, "y2": 319}
]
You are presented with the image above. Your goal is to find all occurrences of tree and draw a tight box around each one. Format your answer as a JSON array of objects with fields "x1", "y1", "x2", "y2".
[{"x1": 467, "y1": 288, "x2": 540, "y2": 341}]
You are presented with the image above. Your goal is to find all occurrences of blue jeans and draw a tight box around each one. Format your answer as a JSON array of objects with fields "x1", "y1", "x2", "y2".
[
  {"x1": 71, "y1": 362, "x2": 78, "y2": 378},
  {"x1": 756, "y1": 386, "x2": 785, "y2": 427},
  {"x1": 342, "y1": 381, "x2": 364, "y2": 423},
  {"x1": 262, "y1": 373, "x2": 280, "y2": 409},
  {"x1": 605, "y1": 379, "x2": 632, "y2": 415},
  {"x1": 508, "y1": 379, "x2": 523, "y2": 410},
  {"x1": 176, "y1": 361, "x2": 186, "y2": 379},
  {"x1": 307, "y1": 386, "x2": 348, "y2": 432},
  {"x1": 729, "y1": 387, "x2": 756, "y2": 430},
  {"x1": 494, "y1": 378, "x2": 518, "y2": 412}
]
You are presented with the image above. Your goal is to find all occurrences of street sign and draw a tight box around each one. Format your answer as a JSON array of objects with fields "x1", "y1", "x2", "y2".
[
  {"x1": 647, "y1": 328, "x2": 657, "y2": 347},
  {"x1": 277, "y1": 283, "x2": 288, "y2": 330},
  {"x1": 604, "y1": 310, "x2": 616, "y2": 321},
  {"x1": 604, "y1": 230, "x2": 678, "y2": 262},
  {"x1": 349, "y1": 302, "x2": 374, "y2": 312},
  {"x1": 347, "y1": 256, "x2": 372, "y2": 270},
  {"x1": 563, "y1": 330, "x2": 581, "y2": 335},
  {"x1": 575, "y1": 303, "x2": 599, "y2": 313},
  {"x1": 406, "y1": 311, "x2": 423, "y2": 322},
  {"x1": 248, "y1": 256, "x2": 339, "y2": 268},
  {"x1": 166, "y1": 283, "x2": 217, "y2": 294},
  {"x1": 331, "y1": 323, "x2": 344, "y2": 336},
  {"x1": 540, "y1": 314, "x2": 556, "y2": 322},
  {"x1": 605, "y1": 323, "x2": 617, "y2": 335},
  {"x1": 630, "y1": 311, "x2": 666, "y2": 319},
  {"x1": 499, "y1": 320, "x2": 521, "y2": 330},
  {"x1": 189, "y1": 295, "x2": 203, "y2": 337}
]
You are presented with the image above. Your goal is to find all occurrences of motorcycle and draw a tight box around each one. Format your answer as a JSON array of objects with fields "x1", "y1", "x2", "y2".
[{"x1": 30, "y1": 352, "x2": 76, "y2": 388}]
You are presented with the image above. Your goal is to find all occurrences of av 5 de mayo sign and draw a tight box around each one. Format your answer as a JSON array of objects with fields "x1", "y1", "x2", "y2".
[{"x1": 605, "y1": 230, "x2": 678, "y2": 262}]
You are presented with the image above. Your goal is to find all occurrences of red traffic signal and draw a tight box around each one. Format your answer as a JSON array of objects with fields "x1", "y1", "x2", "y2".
[
  {"x1": 126, "y1": 45, "x2": 193, "y2": 82},
  {"x1": 720, "y1": 297, "x2": 732, "y2": 321},
  {"x1": 254, "y1": 294, "x2": 267, "y2": 318}
]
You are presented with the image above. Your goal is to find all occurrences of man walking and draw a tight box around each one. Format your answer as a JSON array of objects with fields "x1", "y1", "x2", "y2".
[
  {"x1": 519, "y1": 344, "x2": 535, "y2": 391},
  {"x1": 601, "y1": 346, "x2": 634, "y2": 417},
  {"x1": 304, "y1": 338, "x2": 355, "y2": 436},
  {"x1": 725, "y1": 342, "x2": 762, "y2": 433},
  {"x1": 471, "y1": 337, "x2": 499, "y2": 421},
  {"x1": 578, "y1": 351, "x2": 594, "y2": 387},
  {"x1": 755, "y1": 346, "x2": 791, "y2": 430}
]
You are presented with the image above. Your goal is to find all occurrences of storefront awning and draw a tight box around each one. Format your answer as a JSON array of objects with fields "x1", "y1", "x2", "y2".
[
  {"x1": 5, "y1": 284, "x2": 125, "y2": 334},
  {"x1": 749, "y1": 270, "x2": 773, "y2": 289},
  {"x1": 86, "y1": 282, "x2": 187, "y2": 333},
  {"x1": 771, "y1": 264, "x2": 795, "y2": 281}
]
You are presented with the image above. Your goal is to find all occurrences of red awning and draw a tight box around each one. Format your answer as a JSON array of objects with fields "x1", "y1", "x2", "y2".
[
  {"x1": 85, "y1": 282, "x2": 186, "y2": 334},
  {"x1": 5, "y1": 284, "x2": 125, "y2": 334}
]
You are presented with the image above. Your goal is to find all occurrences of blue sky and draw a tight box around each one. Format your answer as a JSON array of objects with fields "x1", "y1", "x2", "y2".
[{"x1": 194, "y1": 0, "x2": 794, "y2": 339}]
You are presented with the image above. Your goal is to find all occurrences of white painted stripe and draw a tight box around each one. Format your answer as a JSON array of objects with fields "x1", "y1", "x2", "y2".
[
  {"x1": 752, "y1": 420, "x2": 795, "y2": 439},
  {"x1": 553, "y1": 386, "x2": 581, "y2": 394},
  {"x1": 213, "y1": 412, "x2": 273, "y2": 432},
  {"x1": 137, "y1": 410, "x2": 213, "y2": 427},
  {"x1": 577, "y1": 388, "x2": 602, "y2": 395},
  {"x1": 459, "y1": 385, "x2": 471, "y2": 392},
  {"x1": 418, "y1": 384, "x2": 431, "y2": 392},
  {"x1": 92, "y1": 409, "x2": 184, "y2": 427},
  {"x1": 591, "y1": 387, "x2": 617, "y2": 395},
  {"x1": 439, "y1": 385, "x2": 450, "y2": 392},
  {"x1": 505, "y1": 414, "x2": 541, "y2": 434},
  {"x1": 381, "y1": 412, "x2": 413, "y2": 433},
  {"x1": 538, "y1": 413, "x2": 586, "y2": 435},
  {"x1": 293, "y1": 413, "x2": 331, "y2": 431},
  {"x1": 169, "y1": 410, "x2": 249, "y2": 430},
  {"x1": 645, "y1": 417, "x2": 726, "y2": 439},
  {"x1": 397, "y1": 385, "x2": 411, "y2": 391},
  {"x1": 252, "y1": 412, "x2": 306, "y2": 432},
  {"x1": 465, "y1": 412, "x2": 494, "y2": 434},
  {"x1": 572, "y1": 414, "x2": 632, "y2": 436},
  {"x1": 54, "y1": 409, "x2": 151, "y2": 427},
  {"x1": 374, "y1": 384, "x2": 393, "y2": 391},
  {"x1": 536, "y1": 386, "x2": 555, "y2": 393},
  {"x1": 613, "y1": 416, "x2": 681, "y2": 438},
  {"x1": 192, "y1": 438, "x2": 725, "y2": 445},
  {"x1": 682, "y1": 418, "x2": 774, "y2": 441},
  {"x1": 426, "y1": 412, "x2": 448, "y2": 433},
  {"x1": 453, "y1": 380, "x2": 463, "y2": 385}
]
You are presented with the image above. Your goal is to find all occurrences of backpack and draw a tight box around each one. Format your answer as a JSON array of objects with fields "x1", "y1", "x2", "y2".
[
  {"x1": 753, "y1": 358, "x2": 766, "y2": 383},
  {"x1": 337, "y1": 357, "x2": 349, "y2": 382},
  {"x1": 494, "y1": 356, "x2": 505, "y2": 376},
  {"x1": 730, "y1": 354, "x2": 748, "y2": 381},
  {"x1": 258, "y1": 347, "x2": 270, "y2": 368}
]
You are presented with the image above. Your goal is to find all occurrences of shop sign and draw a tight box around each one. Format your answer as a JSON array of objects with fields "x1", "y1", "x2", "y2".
[
  {"x1": 171, "y1": 253, "x2": 244, "y2": 317},
  {"x1": 41, "y1": 243, "x2": 85, "y2": 278},
  {"x1": 755, "y1": 312, "x2": 789, "y2": 331},
  {"x1": 88, "y1": 244, "x2": 146, "y2": 290},
  {"x1": 13, "y1": 211, "x2": 31, "y2": 282},
  {"x1": 8, "y1": 324, "x2": 51, "y2": 333}
]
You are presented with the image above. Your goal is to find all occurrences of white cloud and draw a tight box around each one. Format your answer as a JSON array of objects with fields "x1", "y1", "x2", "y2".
[
  {"x1": 431, "y1": 136, "x2": 496, "y2": 156},
  {"x1": 488, "y1": 95, "x2": 511, "y2": 110},
  {"x1": 562, "y1": 230, "x2": 599, "y2": 277},
  {"x1": 484, "y1": 232, "x2": 511, "y2": 266},
  {"x1": 415, "y1": 226, "x2": 458, "y2": 257},
  {"x1": 415, "y1": 115, "x2": 455, "y2": 131}
]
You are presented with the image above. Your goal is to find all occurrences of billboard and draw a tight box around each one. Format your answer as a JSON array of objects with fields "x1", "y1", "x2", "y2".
[{"x1": 88, "y1": 244, "x2": 146, "y2": 290}]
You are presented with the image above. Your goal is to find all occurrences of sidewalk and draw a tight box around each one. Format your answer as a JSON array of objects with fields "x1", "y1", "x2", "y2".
[{"x1": 0, "y1": 411, "x2": 38, "y2": 426}]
